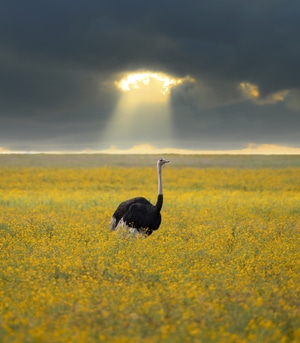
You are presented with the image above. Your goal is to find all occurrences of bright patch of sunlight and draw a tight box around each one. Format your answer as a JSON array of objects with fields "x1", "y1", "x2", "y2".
[
  {"x1": 101, "y1": 70, "x2": 194, "y2": 148},
  {"x1": 115, "y1": 71, "x2": 194, "y2": 95}
]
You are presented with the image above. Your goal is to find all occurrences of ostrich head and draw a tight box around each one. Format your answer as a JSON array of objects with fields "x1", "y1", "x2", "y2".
[{"x1": 157, "y1": 157, "x2": 170, "y2": 167}]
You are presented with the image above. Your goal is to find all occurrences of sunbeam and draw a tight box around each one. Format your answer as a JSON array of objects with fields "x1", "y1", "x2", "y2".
[{"x1": 101, "y1": 70, "x2": 194, "y2": 148}]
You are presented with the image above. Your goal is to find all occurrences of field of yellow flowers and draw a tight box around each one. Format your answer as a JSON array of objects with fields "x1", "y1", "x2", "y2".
[{"x1": 0, "y1": 155, "x2": 300, "y2": 342}]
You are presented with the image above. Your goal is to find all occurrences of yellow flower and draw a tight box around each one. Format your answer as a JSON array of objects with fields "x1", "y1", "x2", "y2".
[{"x1": 0, "y1": 161, "x2": 299, "y2": 342}]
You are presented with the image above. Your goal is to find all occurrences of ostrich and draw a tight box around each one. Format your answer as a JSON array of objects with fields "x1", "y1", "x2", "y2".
[{"x1": 110, "y1": 157, "x2": 170, "y2": 236}]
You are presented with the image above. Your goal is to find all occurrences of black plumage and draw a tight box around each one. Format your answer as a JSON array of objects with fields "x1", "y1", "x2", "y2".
[{"x1": 110, "y1": 158, "x2": 169, "y2": 236}]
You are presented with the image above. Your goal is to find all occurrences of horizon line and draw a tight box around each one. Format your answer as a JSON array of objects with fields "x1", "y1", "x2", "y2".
[{"x1": 1, "y1": 143, "x2": 300, "y2": 155}]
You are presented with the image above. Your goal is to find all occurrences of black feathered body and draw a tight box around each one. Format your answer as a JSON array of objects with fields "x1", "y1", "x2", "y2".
[{"x1": 111, "y1": 195, "x2": 163, "y2": 236}]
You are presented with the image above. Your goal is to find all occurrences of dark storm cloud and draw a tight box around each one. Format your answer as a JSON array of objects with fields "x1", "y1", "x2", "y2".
[
  {"x1": 0, "y1": 0, "x2": 299, "y2": 151},
  {"x1": 170, "y1": 95, "x2": 300, "y2": 149}
]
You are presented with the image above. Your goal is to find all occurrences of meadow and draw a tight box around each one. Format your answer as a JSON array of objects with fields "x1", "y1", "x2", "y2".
[{"x1": 0, "y1": 154, "x2": 300, "y2": 342}]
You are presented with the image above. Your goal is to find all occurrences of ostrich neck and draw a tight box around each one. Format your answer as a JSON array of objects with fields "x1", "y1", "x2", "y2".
[
  {"x1": 155, "y1": 164, "x2": 163, "y2": 212},
  {"x1": 157, "y1": 164, "x2": 163, "y2": 195}
]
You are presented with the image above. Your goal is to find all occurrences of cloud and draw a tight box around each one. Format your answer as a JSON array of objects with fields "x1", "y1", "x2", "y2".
[
  {"x1": 240, "y1": 143, "x2": 300, "y2": 155},
  {"x1": 3, "y1": 143, "x2": 299, "y2": 155},
  {"x1": 170, "y1": 78, "x2": 243, "y2": 111},
  {"x1": 239, "y1": 82, "x2": 289, "y2": 105},
  {"x1": 0, "y1": 147, "x2": 12, "y2": 153},
  {"x1": 285, "y1": 89, "x2": 300, "y2": 111},
  {"x1": 96, "y1": 143, "x2": 300, "y2": 155},
  {"x1": 0, "y1": 0, "x2": 299, "y2": 151}
]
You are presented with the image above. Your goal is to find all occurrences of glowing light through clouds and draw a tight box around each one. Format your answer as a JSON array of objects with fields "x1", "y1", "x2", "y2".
[
  {"x1": 115, "y1": 72, "x2": 194, "y2": 95},
  {"x1": 102, "y1": 71, "x2": 194, "y2": 148},
  {"x1": 239, "y1": 82, "x2": 289, "y2": 104}
]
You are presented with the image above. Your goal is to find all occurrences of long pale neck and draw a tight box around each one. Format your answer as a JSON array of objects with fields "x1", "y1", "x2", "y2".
[
  {"x1": 155, "y1": 163, "x2": 163, "y2": 212},
  {"x1": 157, "y1": 163, "x2": 163, "y2": 195}
]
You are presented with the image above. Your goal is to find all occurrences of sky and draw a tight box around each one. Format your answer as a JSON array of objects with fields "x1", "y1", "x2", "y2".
[{"x1": 1, "y1": 0, "x2": 300, "y2": 154}]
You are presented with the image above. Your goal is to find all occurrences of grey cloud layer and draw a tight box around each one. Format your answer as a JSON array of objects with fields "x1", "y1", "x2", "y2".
[{"x1": 0, "y1": 0, "x2": 299, "y2": 150}]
